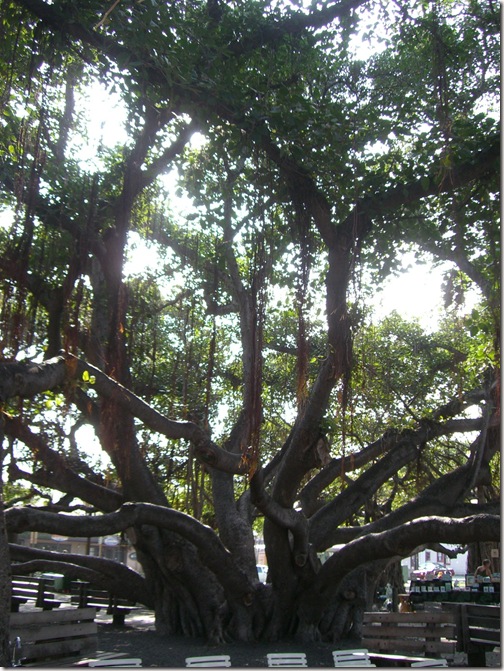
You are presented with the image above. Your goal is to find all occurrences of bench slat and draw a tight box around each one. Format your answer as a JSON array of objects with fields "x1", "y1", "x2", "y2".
[
  {"x1": 467, "y1": 615, "x2": 500, "y2": 630},
  {"x1": 10, "y1": 620, "x2": 97, "y2": 643},
  {"x1": 362, "y1": 624, "x2": 456, "y2": 639},
  {"x1": 9, "y1": 607, "x2": 97, "y2": 665},
  {"x1": 362, "y1": 611, "x2": 456, "y2": 658},
  {"x1": 362, "y1": 637, "x2": 456, "y2": 655},
  {"x1": 363, "y1": 612, "x2": 455, "y2": 624},
  {"x1": 11, "y1": 576, "x2": 62, "y2": 611},
  {"x1": 70, "y1": 582, "x2": 140, "y2": 625},
  {"x1": 469, "y1": 635, "x2": 500, "y2": 646},
  {"x1": 11, "y1": 607, "x2": 96, "y2": 625},
  {"x1": 19, "y1": 636, "x2": 96, "y2": 662}
]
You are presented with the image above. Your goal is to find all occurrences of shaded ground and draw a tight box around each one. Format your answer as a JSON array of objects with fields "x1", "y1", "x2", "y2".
[
  {"x1": 95, "y1": 609, "x2": 501, "y2": 668},
  {"x1": 95, "y1": 609, "x2": 345, "y2": 667},
  {"x1": 12, "y1": 598, "x2": 500, "y2": 667}
]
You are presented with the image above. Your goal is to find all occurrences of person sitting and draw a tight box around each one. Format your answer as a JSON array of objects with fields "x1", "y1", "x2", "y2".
[{"x1": 474, "y1": 558, "x2": 492, "y2": 584}]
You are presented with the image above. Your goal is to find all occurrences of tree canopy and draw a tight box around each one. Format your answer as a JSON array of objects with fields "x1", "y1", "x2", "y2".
[{"x1": 0, "y1": 0, "x2": 500, "y2": 654}]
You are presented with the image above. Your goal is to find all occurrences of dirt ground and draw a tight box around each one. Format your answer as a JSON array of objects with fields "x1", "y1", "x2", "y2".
[{"x1": 94, "y1": 608, "x2": 501, "y2": 668}]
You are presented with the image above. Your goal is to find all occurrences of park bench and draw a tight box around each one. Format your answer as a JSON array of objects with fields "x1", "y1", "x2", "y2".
[
  {"x1": 9, "y1": 607, "x2": 97, "y2": 666},
  {"x1": 442, "y1": 602, "x2": 500, "y2": 667},
  {"x1": 361, "y1": 610, "x2": 456, "y2": 666},
  {"x1": 11, "y1": 575, "x2": 62, "y2": 612},
  {"x1": 71, "y1": 581, "x2": 141, "y2": 626}
]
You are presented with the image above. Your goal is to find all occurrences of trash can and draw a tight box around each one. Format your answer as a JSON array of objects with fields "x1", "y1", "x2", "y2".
[{"x1": 41, "y1": 572, "x2": 66, "y2": 591}]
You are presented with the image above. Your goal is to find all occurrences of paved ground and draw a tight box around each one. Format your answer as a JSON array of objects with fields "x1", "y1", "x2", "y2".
[
  {"x1": 95, "y1": 608, "x2": 501, "y2": 667},
  {"x1": 95, "y1": 609, "x2": 345, "y2": 667},
  {"x1": 12, "y1": 599, "x2": 500, "y2": 667}
]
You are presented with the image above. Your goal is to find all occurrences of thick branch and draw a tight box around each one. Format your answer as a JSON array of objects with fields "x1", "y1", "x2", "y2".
[
  {"x1": 5, "y1": 503, "x2": 254, "y2": 601},
  {"x1": 250, "y1": 468, "x2": 309, "y2": 566},
  {"x1": 226, "y1": 0, "x2": 370, "y2": 55},
  {"x1": 0, "y1": 355, "x2": 251, "y2": 476},
  {"x1": 297, "y1": 514, "x2": 500, "y2": 625},
  {"x1": 310, "y1": 459, "x2": 488, "y2": 552},
  {"x1": 302, "y1": 415, "x2": 482, "y2": 519},
  {"x1": 314, "y1": 500, "x2": 500, "y2": 547},
  {"x1": 4, "y1": 415, "x2": 124, "y2": 511},
  {"x1": 8, "y1": 545, "x2": 152, "y2": 606},
  {"x1": 0, "y1": 358, "x2": 66, "y2": 402},
  {"x1": 64, "y1": 354, "x2": 252, "y2": 475}
]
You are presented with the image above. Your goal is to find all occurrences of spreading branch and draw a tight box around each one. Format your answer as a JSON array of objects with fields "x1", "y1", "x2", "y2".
[{"x1": 5, "y1": 502, "x2": 255, "y2": 602}]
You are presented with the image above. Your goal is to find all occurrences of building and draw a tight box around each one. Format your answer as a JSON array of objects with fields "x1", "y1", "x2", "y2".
[
  {"x1": 402, "y1": 546, "x2": 468, "y2": 579},
  {"x1": 11, "y1": 530, "x2": 143, "y2": 574}
]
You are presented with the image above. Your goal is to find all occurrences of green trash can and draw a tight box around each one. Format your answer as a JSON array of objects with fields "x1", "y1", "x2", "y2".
[{"x1": 42, "y1": 572, "x2": 65, "y2": 591}]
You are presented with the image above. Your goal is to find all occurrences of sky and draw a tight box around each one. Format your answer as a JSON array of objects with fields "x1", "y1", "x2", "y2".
[{"x1": 370, "y1": 253, "x2": 479, "y2": 328}]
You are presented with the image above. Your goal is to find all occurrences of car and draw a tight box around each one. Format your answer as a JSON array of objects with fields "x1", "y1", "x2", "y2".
[
  {"x1": 409, "y1": 562, "x2": 454, "y2": 580},
  {"x1": 256, "y1": 565, "x2": 268, "y2": 583}
]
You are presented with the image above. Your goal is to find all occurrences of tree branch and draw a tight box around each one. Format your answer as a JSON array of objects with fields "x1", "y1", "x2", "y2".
[
  {"x1": 301, "y1": 386, "x2": 487, "y2": 517},
  {"x1": 8, "y1": 545, "x2": 152, "y2": 606},
  {"x1": 297, "y1": 514, "x2": 500, "y2": 626},
  {"x1": 6, "y1": 502, "x2": 255, "y2": 603},
  {"x1": 250, "y1": 468, "x2": 309, "y2": 566},
  {"x1": 4, "y1": 414, "x2": 124, "y2": 511},
  {"x1": 0, "y1": 355, "x2": 252, "y2": 476}
]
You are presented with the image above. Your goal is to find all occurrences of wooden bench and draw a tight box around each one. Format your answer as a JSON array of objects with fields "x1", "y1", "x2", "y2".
[
  {"x1": 9, "y1": 607, "x2": 97, "y2": 666},
  {"x1": 362, "y1": 611, "x2": 456, "y2": 663},
  {"x1": 442, "y1": 602, "x2": 500, "y2": 667},
  {"x1": 11, "y1": 576, "x2": 62, "y2": 612},
  {"x1": 71, "y1": 581, "x2": 140, "y2": 626}
]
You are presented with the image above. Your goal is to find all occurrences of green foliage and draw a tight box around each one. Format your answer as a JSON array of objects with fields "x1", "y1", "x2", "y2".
[{"x1": 0, "y1": 0, "x2": 498, "y2": 538}]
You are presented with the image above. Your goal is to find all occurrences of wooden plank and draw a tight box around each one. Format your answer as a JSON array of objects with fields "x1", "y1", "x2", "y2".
[
  {"x1": 467, "y1": 615, "x2": 500, "y2": 631},
  {"x1": 10, "y1": 607, "x2": 97, "y2": 625},
  {"x1": 363, "y1": 612, "x2": 455, "y2": 624},
  {"x1": 424, "y1": 641, "x2": 456, "y2": 654},
  {"x1": 9, "y1": 607, "x2": 98, "y2": 664},
  {"x1": 87, "y1": 592, "x2": 110, "y2": 597},
  {"x1": 362, "y1": 637, "x2": 455, "y2": 655},
  {"x1": 461, "y1": 603, "x2": 500, "y2": 651},
  {"x1": 20, "y1": 637, "x2": 96, "y2": 662},
  {"x1": 362, "y1": 610, "x2": 457, "y2": 659},
  {"x1": 467, "y1": 629, "x2": 500, "y2": 645},
  {"x1": 467, "y1": 615, "x2": 500, "y2": 630},
  {"x1": 12, "y1": 580, "x2": 61, "y2": 610},
  {"x1": 12, "y1": 587, "x2": 39, "y2": 597},
  {"x1": 362, "y1": 623, "x2": 456, "y2": 637},
  {"x1": 10, "y1": 620, "x2": 98, "y2": 643},
  {"x1": 464, "y1": 604, "x2": 500, "y2": 617}
]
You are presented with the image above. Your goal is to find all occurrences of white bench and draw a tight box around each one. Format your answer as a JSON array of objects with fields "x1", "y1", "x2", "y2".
[{"x1": 266, "y1": 652, "x2": 308, "y2": 667}]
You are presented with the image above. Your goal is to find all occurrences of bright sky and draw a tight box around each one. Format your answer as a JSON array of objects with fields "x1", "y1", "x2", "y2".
[
  {"x1": 371, "y1": 256, "x2": 448, "y2": 326},
  {"x1": 374, "y1": 264, "x2": 444, "y2": 324},
  {"x1": 371, "y1": 250, "x2": 480, "y2": 329}
]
